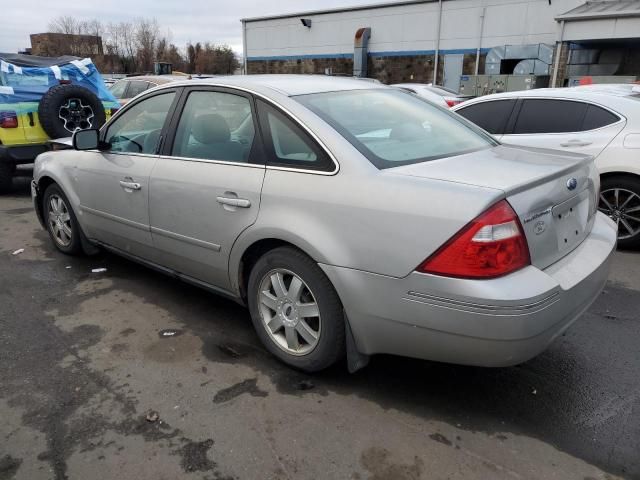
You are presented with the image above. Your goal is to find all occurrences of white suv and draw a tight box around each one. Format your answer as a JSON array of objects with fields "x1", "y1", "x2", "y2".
[{"x1": 453, "y1": 85, "x2": 640, "y2": 248}]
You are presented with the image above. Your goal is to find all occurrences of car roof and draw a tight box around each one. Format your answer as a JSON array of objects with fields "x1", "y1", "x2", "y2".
[
  {"x1": 459, "y1": 84, "x2": 640, "y2": 103},
  {"x1": 160, "y1": 74, "x2": 388, "y2": 96},
  {"x1": 118, "y1": 75, "x2": 187, "y2": 84}
]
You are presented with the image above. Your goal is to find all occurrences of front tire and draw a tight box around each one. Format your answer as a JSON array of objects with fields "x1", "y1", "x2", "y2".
[
  {"x1": 599, "y1": 175, "x2": 640, "y2": 249},
  {"x1": 247, "y1": 247, "x2": 345, "y2": 372},
  {"x1": 43, "y1": 184, "x2": 83, "y2": 255}
]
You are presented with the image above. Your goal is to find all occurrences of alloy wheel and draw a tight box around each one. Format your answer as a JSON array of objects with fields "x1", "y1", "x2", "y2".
[
  {"x1": 47, "y1": 194, "x2": 73, "y2": 247},
  {"x1": 599, "y1": 188, "x2": 640, "y2": 240},
  {"x1": 257, "y1": 268, "x2": 321, "y2": 356},
  {"x1": 58, "y1": 98, "x2": 95, "y2": 133}
]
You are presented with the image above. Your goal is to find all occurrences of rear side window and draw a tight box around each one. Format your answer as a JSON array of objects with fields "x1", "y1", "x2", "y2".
[
  {"x1": 126, "y1": 81, "x2": 149, "y2": 98},
  {"x1": 582, "y1": 104, "x2": 620, "y2": 130},
  {"x1": 257, "y1": 99, "x2": 333, "y2": 171},
  {"x1": 109, "y1": 81, "x2": 128, "y2": 99},
  {"x1": 513, "y1": 99, "x2": 587, "y2": 134},
  {"x1": 456, "y1": 99, "x2": 517, "y2": 134}
]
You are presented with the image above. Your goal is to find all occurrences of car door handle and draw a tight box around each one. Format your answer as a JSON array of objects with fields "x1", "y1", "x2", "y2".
[
  {"x1": 119, "y1": 181, "x2": 141, "y2": 191},
  {"x1": 216, "y1": 196, "x2": 251, "y2": 208},
  {"x1": 560, "y1": 140, "x2": 592, "y2": 147}
]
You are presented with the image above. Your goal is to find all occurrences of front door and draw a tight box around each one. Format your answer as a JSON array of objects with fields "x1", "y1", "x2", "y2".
[
  {"x1": 74, "y1": 90, "x2": 178, "y2": 258},
  {"x1": 148, "y1": 88, "x2": 264, "y2": 290},
  {"x1": 443, "y1": 54, "x2": 464, "y2": 93}
]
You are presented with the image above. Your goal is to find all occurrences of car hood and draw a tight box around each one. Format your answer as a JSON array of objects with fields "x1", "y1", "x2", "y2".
[{"x1": 386, "y1": 144, "x2": 592, "y2": 196}]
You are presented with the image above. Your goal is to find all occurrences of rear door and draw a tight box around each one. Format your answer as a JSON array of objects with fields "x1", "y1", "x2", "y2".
[
  {"x1": 74, "y1": 89, "x2": 179, "y2": 258},
  {"x1": 148, "y1": 87, "x2": 265, "y2": 290},
  {"x1": 501, "y1": 98, "x2": 625, "y2": 157}
]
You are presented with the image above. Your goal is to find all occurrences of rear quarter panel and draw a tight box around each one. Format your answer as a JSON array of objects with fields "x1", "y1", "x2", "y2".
[{"x1": 229, "y1": 165, "x2": 502, "y2": 289}]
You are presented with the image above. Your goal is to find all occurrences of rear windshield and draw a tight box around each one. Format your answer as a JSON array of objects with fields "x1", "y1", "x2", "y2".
[{"x1": 295, "y1": 89, "x2": 495, "y2": 169}]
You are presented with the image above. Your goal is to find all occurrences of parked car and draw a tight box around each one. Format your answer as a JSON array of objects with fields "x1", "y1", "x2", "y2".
[
  {"x1": 109, "y1": 75, "x2": 185, "y2": 105},
  {"x1": 393, "y1": 83, "x2": 471, "y2": 107},
  {"x1": 453, "y1": 85, "x2": 640, "y2": 247},
  {"x1": 32, "y1": 75, "x2": 616, "y2": 372},
  {"x1": 0, "y1": 53, "x2": 119, "y2": 192}
]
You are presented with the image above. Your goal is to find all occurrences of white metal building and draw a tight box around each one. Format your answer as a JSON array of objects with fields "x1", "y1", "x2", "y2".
[{"x1": 241, "y1": 0, "x2": 640, "y2": 90}]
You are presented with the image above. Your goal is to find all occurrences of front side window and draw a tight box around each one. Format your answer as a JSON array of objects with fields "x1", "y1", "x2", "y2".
[
  {"x1": 105, "y1": 91, "x2": 176, "y2": 154},
  {"x1": 513, "y1": 99, "x2": 587, "y2": 134},
  {"x1": 296, "y1": 89, "x2": 495, "y2": 169},
  {"x1": 455, "y1": 99, "x2": 517, "y2": 135},
  {"x1": 171, "y1": 90, "x2": 255, "y2": 162}
]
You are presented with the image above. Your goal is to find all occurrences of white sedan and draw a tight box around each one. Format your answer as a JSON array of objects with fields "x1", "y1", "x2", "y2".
[{"x1": 454, "y1": 85, "x2": 640, "y2": 247}]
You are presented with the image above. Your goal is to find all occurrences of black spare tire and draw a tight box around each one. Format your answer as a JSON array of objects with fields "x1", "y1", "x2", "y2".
[{"x1": 38, "y1": 84, "x2": 106, "y2": 138}]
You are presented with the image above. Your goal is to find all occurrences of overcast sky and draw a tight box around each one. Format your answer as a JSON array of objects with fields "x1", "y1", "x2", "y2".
[{"x1": 2, "y1": 0, "x2": 384, "y2": 55}]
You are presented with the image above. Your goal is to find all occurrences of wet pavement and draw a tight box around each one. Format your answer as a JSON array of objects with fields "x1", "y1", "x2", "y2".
[{"x1": 1, "y1": 178, "x2": 639, "y2": 480}]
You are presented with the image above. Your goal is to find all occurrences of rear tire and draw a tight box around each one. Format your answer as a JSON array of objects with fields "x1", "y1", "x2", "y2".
[
  {"x1": 599, "y1": 175, "x2": 640, "y2": 249},
  {"x1": 247, "y1": 247, "x2": 345, "y2": 372},
  {"x1": 43, "y1": 184, "x2": 84, "y2": 255},
  {"x1": 0, "y1": 164, "x2": 15, "y2": 193}
]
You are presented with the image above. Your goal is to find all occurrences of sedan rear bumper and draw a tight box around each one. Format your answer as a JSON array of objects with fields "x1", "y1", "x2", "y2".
[{"x1": 321, "y1": 212, "x2": 617, "y2": 367}]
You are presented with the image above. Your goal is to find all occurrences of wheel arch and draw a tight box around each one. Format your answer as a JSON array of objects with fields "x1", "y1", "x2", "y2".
[
  {"x1": 599, "y1": 170, "x2": 640, "y2": 183},
  {"x1": 233, "y1": 236, "x2": 321, "y2": 303}
]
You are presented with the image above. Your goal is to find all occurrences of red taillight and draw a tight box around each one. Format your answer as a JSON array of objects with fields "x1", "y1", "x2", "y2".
[
  {"x1": 417, "y1": 200, "x2": 530, "y2": 279},
  {"x1": 445, "y1": 99, "x2": 462, "y2": 108},
  {"x1": 0, "y1": 111, "x2": 18, "y2": 129}
]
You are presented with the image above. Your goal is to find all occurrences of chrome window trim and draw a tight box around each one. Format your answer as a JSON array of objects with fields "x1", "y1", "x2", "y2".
[{"x1": 156, "y1": 154, "x2": 266, "y2": 169}]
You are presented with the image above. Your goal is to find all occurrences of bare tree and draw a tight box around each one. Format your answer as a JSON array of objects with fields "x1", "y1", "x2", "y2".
[{"x1": 135, "y1": 18, "x2": 159, "y2": 72}]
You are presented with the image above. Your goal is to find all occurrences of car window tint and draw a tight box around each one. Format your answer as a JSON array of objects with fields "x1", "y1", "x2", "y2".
[
  {"x1": 171, "y1": 91, "x2": 255, "y2": 163},
  {"x1": 582, "y1": 105, "x2": 619, "y2": 130},
  {"x1": 257, "y1": 100, "x2": 333, "y2": 171},
  {"x1": 126, "y1": 81, "x2": 149, "y2": 98},
  {"x1": 105, "y1": 92, "x2": 176, "y2": 154},
  {"x1": 456, "y1": 100, "x2": 516, "y2": 134},
  {"x1": 109, "y1": 81, "x2": 128, "y2": 99},
  {"x1": 513, "y1": 99, "x2": 587, "y2": 134}
]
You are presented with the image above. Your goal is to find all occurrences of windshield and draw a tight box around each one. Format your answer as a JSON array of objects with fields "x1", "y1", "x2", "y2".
[{"x1": 296, "y1": 89, "x2": 496, "y2": 169}]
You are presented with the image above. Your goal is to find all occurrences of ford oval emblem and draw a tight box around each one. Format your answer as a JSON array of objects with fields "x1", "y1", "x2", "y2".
[{"x1": 566, "y1": 178, "x2": 578, "y2": 191}]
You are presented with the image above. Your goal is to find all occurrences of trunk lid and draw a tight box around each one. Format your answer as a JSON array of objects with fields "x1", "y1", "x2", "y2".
[{"x1": 387, "y1": 144, "x2": 600, "y2": 269}]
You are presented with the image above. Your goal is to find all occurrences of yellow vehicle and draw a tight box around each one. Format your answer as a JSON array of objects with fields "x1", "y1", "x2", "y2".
[{"x1": 0, "y1": 53, "x2": 118, "y2": 191}]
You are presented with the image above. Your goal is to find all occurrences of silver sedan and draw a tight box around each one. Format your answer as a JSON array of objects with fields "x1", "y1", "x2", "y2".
[{"x1": 32, "y1": 75, "x2": 617, "y2": 372}]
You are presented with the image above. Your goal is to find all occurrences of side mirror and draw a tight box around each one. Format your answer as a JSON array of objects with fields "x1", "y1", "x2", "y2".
[{"x1": 73, "y1": 129, "x2": 102, "y2": 151}]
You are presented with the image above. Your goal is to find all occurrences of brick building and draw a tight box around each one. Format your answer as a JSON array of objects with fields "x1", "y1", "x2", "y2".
[{"x1": 30, "y1": 33, "x2": 103, "y2": 58}]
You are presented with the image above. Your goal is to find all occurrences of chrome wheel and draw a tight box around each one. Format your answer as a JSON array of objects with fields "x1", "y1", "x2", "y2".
[
  {"x1": 47, "y1": 194, "x2": 73, "y2": 247},
  {"x1": 599, "y1": 188, "x2": 640, "y2": 240},
  {"x1": 58, "y1": 98, "x2": 94, "y2": 133},
  {"x1": 258, "y1": 268, "x2": 321, "y2": 356}
]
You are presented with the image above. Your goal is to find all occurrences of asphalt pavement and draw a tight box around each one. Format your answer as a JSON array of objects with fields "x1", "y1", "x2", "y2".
[{"x1": 1, "y1": 177, "x2": 639, "y2": 480}]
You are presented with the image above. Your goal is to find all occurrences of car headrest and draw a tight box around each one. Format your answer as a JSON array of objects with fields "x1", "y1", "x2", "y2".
[{"x1": 192, "y1": 114, "x2": 231, "y2": 144}]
